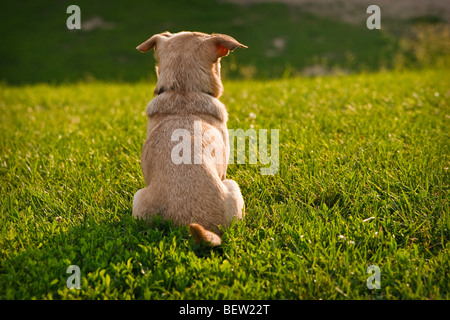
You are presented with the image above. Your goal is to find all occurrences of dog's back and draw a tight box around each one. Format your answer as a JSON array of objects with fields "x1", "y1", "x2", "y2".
[{"x1": 137, "y1": 92, "x2": 230, "y2": 232}]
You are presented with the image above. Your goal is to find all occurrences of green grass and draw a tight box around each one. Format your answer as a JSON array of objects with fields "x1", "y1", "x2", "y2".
[
  {"x1": 1, "y1": 69, "x2": 449, "y2": 299},
  {"x1": 1, "y1": 0, "x2": 449, "y2": 301}
]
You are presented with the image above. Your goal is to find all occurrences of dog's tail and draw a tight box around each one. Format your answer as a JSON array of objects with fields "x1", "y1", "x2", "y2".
[{"x1": 189, "y1": 223, "x2": 222, "y2": 247}]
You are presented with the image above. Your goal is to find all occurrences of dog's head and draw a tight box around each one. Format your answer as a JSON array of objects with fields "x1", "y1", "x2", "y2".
[{"x1": 137, "y1": 31, "x2": 247, "y2": 98}]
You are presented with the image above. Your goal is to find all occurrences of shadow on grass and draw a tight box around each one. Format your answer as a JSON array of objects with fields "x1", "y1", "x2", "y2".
[{"x1": 0, "y1": 208, "x2": 225, "y2": 299}]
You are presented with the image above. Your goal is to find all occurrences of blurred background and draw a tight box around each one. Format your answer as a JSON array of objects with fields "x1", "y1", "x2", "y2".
[{"x1": 0, "y1": 0, "x2": 449, "y2": 84}]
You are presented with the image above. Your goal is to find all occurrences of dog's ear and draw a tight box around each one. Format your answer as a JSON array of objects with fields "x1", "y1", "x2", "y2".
[
  {"x1": 208, "y1": 34, "x2": 247, "y2": 59},
  {"x1": 136, "y1": 32, "x2": 171, "y2": 53}
]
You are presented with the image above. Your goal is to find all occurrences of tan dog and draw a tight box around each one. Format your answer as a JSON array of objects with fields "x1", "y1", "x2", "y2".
[{"x1": 133, "y1": 31, "x2": 247, "y2": 246}]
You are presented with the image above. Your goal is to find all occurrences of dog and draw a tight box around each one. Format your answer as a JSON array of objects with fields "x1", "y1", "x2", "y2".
[{"x1": 132, "y1": 31, "x2": 247, "y2": 246}]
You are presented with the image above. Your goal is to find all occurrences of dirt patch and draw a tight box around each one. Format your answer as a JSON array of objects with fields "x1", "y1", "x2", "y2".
[
  {"x1": 81, "y1": 16, "x2": 115, "y2": 31},
  {"x1": 222, "y1": 0, "x2": 450, "y2": 24}
]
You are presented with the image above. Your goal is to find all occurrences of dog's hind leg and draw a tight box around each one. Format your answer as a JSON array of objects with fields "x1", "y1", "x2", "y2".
[
  {"x1": 222, "y1": 179, "x2": 245, "y2": 225},
  {"x1": 189, "y1": 179, "x2": 244, "y2": 247},
  {"x1": 132, "y1": 187, "x2": 157, "y2": 220}
]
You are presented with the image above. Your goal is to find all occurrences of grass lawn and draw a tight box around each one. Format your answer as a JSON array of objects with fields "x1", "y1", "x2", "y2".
[{"x1": 0, "y1": 69, "x2": 448, "y2": 299}]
